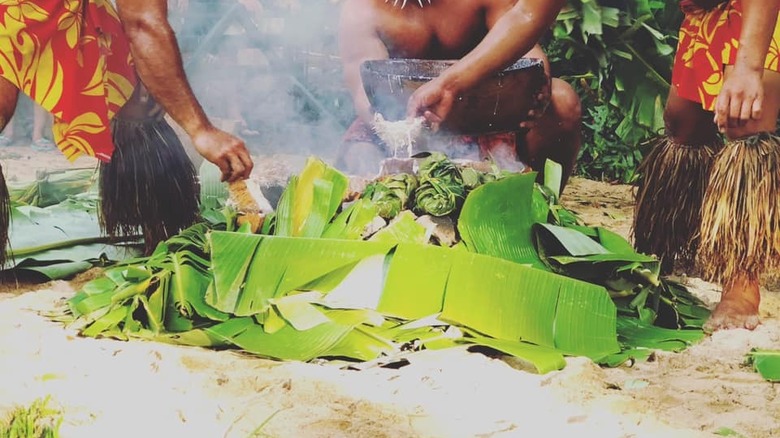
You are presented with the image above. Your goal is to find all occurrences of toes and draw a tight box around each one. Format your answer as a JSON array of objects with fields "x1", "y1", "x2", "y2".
[
  {"x1": 743, "y1": 315, "x2": 761, "y2": 330},
  {"x1": 703, "y1": 313, "x2": 761, "y2": 332}
]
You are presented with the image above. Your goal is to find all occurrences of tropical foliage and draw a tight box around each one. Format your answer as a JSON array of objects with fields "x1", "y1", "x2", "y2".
[
  {"x1": 59, "y1": 157, "x2": 708, "y2": 373},
  {"x1": 546, "y1": 0, "x2": 682, "y2": 182}
]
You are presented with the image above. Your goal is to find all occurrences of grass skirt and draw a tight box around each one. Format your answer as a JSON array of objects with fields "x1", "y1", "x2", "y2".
[
  {"x1": 633, "y1": 136, "x2": 722, "y2": 273},
  {"x1": 99, "y1": 118, "x2": 200, "y2": 254},
  {"x1": 699, "y1": 132, "x2": 780, "y2": 283}
]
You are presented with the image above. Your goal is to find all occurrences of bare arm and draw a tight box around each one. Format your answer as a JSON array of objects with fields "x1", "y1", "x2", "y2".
[
  {"x1": 714, "y1": 0, "x2": 780, "y2": 131},
  {"x1": 438, "y1": 0, "x2": 564, "y2": 96},
  {"x1": 114, "y1": 0, "x2": 253, "y2": 182},
  {"x1": 338, "y1": 0, "x2": 389, "y2": 124},
  {"x1": 115, "y1": 0, "x2": 209, "y2": 136},
  {"x1": 407, "y1": 0, "x2": 566, "y2": 121}
]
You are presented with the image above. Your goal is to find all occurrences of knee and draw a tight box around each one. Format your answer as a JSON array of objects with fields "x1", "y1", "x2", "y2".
[
  {"x1": 662, "y1": 104, "x2": 687, "y2": 140},
  {"x1": 548, "y1": 78, "x2": 581, "y2": 132}
]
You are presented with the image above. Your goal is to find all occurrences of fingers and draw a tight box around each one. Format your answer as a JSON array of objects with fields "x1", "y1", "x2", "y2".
[
  {"x1": 236, "y1": 148, "x2": 254, "y2": 180},
  {"x1": 225, "y1": 155, "x2": 246, "y2": 183},
  {"x1": 751, "y1": 95, "x2": 763, "y2": 121},
  {"x1": 216, "y1": 158, "x2": 232, "y2": 183},
  {"x1": 714, "y1": 94, "x2": 763, "y2": 133},
  {"x1": 423, "y1": 110, "x2": 442, "y2": 132}
]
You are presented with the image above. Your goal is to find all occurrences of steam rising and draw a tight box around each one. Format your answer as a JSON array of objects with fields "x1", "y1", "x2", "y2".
[{"x1": 171, "y1": 0, "x2": 350, "y2": 169}]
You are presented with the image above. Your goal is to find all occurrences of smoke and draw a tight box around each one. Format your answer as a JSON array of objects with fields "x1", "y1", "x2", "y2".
[{"x1": 170, "y1": 0, "x2": 352, "y2": 171}]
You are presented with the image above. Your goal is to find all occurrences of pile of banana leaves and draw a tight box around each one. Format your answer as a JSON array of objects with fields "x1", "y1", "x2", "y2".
[
  {"x1": 59, "y1": 156, "x2": 709, "y2": 373},
  {"x1": 3, "y1": 169, "x2": 141, "y2": 279}
]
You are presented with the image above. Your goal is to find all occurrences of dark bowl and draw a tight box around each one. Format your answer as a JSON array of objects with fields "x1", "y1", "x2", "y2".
[{"x1": 360, "y1": 58, "x2": 547, "y2": 135}]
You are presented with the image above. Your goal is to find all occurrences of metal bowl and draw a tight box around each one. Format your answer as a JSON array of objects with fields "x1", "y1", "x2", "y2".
[{"x1": 360, "y1": 58, "x2": 547, "y2": 135}]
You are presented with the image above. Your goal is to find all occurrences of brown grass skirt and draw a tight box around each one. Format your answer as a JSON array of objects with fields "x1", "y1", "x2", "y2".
[
  {"x1": 699, "y1": 132, "x2": 780, "y2": 283},
  {"x1": 633, "y1": 137, "x2": 722, "y2": 273},
  {"x1": 99, "y1": 118, "x2": 200, "y2": 254}
]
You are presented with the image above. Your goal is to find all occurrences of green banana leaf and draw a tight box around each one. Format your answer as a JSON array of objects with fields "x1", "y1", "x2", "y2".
[
  {"x1": 58, "y1": 154, "x2": 709, "y2": 372},
  {"x1": 9, "y1": 167, "x2": 96, "y2": 208},
  {"x1": 322, "y1": 198, "x2": 379, "y2": 240},
  {"x1": 534, "y1": 223, "x2": 660, "y2": 292},
  {"x1": 207, "y1": 232, "x2": 394, "y2": 316},
  {"x1": 274, "y1": 157, "x2": 348, "y2": 238},
  {"x1": 440, "y1": 250, "x2": 619, "y2": 359},
  {"x1": 746, "y1": 349, "x2": 780, "y2": 382},
  {"x1": 4, "y1": 194, "x2": 141, "y2": 279},
  {"x1": 460, "y1": 330, "x2": 566, "y2": 374},
  {"x1": 458, "y1": 173, "x2": 547, "y2": 269},
  {"x1": 615, "y1": 318, "x2": 705, "y2": 352},
  {"x1": 211, "y1": 232, "x2": 618, "y2": 360},
  {"x1": 369, "y1": 211, "x2": 429, "y2": 244}
]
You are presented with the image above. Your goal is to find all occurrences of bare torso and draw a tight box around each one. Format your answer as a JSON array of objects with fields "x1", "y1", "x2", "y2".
[{"x1": 368, "y1": 0, "x2": 516, "y2": 59}]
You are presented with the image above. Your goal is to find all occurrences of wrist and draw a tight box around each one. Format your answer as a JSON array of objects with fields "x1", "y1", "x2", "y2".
[{"x1": 732, "y1": 59, "x2": 765, "y2": 75}]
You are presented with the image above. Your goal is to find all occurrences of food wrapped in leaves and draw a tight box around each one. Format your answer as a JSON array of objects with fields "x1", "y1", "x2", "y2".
[
  {"x1": 362, "y1": 173, "x2": 419, "y2": 220},
  {"x1": 460, "y1": 167, "x2": 482, "y2": 190},
  {"x1": 414, "y1": 153, "x2": 466, "y2": 217}
]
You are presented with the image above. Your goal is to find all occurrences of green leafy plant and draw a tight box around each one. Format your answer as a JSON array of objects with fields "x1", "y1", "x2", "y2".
[
  {"x1": 547, "y1": 0, "x2": 682, "y2": 182},
  {"x1": 0, "y1": 397, "x2": 62, "y2": 438}
]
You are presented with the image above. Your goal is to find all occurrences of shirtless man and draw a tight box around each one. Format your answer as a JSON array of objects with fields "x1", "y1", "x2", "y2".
[{"x1": 337, "y1": 0, "x2": 578, "y2": 183}]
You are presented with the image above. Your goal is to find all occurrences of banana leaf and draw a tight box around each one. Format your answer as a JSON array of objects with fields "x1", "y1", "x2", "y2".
[
  {"x1": 4, "y1": 194, "x2": 141, "y2": 279},
  {"x1": 534, "y1": 223, "x2": 660, "y2": 292},
  {"x1": 441, "y1": 250, "x2": 619, "y2": 359},
  {"x1": 459, "y1": 330, "x2": 566, "y2": 374},
  {"x1": 746, "y1": 349, "x2": 780, "y2": 382},
  {"x1": 378, "y1": 244, "x2": 453, "y2": 319},
  {"x1": 458, "y1": 173, "x2": 547, "y2": 268},
  {"x1": 8, "y1": 168, "x2": 96, "y2": 208},
  {"x1": 615, "y1": 318, "x2": 705, "y2": 352},
  {"x1": 207, "y1": 232, "x2": 394, "y2": 316},
  {"x1": 369, "y1": 211, "x2": 430, "y2": 244},
  {"x1": 322, "y1": 198, "x2": 378, "y2": 239},
  {"x1": 274, "y1": 157, "x2": 348, "y2": 238},
  {"x1": 543, "y1": 159, "x2": 563, "y2": 200}
]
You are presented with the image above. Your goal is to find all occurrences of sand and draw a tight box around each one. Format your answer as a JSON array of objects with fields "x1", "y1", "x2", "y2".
[{"x1": 1, "y1": 155, "x2": 779, "y2": 437}]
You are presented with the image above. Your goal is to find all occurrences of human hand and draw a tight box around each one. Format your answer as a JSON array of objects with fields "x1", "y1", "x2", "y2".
[
  {"x1": 191, "y1": 126, "x2": 254, "y2": 182},
  {"x1": 406, "y1": 77, "x2": 457, "y2": 132},
  {"x1": 713, "y1": 67, "x2": 764, "y2": 133}
]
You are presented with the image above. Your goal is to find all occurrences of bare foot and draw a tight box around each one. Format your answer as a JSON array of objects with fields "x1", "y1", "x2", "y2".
[{"x1": 703, "y1": 275, "x2": 761, "y2": 333}]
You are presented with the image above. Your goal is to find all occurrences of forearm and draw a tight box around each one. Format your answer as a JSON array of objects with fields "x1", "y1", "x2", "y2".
[
  {"x1": 116, "y1": 2, "x2": 212, "y2": 136},
  {"x1": 735, "y1": 0, "x2": 780, "y2": 73},
  {"x1": 438, "y1": 0, "x2": 566, "y2": 94},
  {"x1": 345, "y1": 65, "x2": 376, "y2": 124},
  {"x1": 338, "y1": 0, "x2": 389, "y2": 125}
]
